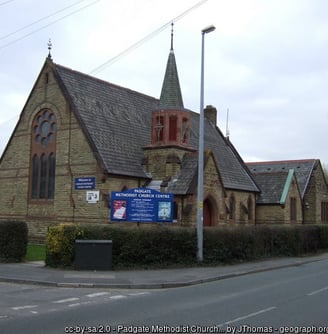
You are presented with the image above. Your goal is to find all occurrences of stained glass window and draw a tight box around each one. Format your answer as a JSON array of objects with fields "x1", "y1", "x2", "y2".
[{"x1": 30, "y1": 109, "x2": 57, "y2": 200}]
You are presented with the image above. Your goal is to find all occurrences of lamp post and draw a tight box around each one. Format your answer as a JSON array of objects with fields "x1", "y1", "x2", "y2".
[{"x1": 197, "y1": 25, "x2": 215, "y2": 262}]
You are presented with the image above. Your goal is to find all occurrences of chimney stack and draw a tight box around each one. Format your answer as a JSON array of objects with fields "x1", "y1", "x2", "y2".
[{"x1": 204, "y1": 105, "x2": 217, "y2": 125}]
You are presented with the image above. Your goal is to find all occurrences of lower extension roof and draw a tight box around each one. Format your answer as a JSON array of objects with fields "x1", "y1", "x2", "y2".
[{"x1": 247, "y1": 159, "x2": 319, "y2": 199}]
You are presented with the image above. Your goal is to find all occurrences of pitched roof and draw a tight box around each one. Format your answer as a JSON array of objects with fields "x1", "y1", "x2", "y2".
[
  {"x1": 54, "y1": 63, "x2": 159, "y2": 178},
  {"x1": 251, "y1": 170, "x2": 297, "y2": 204},
  {"x1": 167, "y1": 152, "x2": 198, "y2": 195},
  {"x1": 199, "y1": 117, "x2": 259, "y2": 192},
  {"x1": 167, "y1": 117, "x2": 260, "y2": 194},
  {"x1": 246, "y1": 159, "x2": 319, "y2": 198},
  {"x1": 52, "y1": 61, "x2": 259, "y2": 193}
]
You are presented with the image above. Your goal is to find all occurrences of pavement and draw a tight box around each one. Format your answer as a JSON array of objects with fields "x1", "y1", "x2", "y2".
[{"x1": 1, "y1": 252, "x2": 328, "y2": 289}]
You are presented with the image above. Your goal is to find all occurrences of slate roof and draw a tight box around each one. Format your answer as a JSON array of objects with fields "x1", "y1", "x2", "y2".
[
  {"x1": 194, "y1": 116, "x2": 259, "y2": 192},
  {"x1": 251, "y1": 171, "x2": 291, "y2": 204},
  {"x1": 166, "y1": 117, "x2": 260, "y2": 194},
  {"x1": 55, "y1": 63, "x2": 159, "y2": 178},
  {"x1": 167, "y1": 152, "x2": 198, "y2": 195},
  {"x1": 159, "y1": 49, "x2": 184, "y2": 109},
  {"x1": 52, "y1": 60, "x2": 259, "y2": 193},
  {"x1": 246, "y1": 159, "x2": 319, "y2": 198}
]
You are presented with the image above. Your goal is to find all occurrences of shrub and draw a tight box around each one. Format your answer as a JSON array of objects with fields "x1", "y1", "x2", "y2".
[
  {"x1": 318, "y1": 224, "x2": 328, "y2": 249},
  {"x1": 45, "y1": 224, "x2": 81, "y2": 267},
  {"x1": 203, "y1": 226, "x2": 264, "y2": 264},
  {"x1": 203, "y1": 225, "x2": 328, "y2": 264},
  {"x1": 45, "y1": 224, "x2": 197, "y2": 268},
  {"x1": 45, "y1": 223, "x2": 328, "y2": 269},
  {"x1": 0, "y1": 221, "x2": 28, "y2": 262},
  {"x1": 269, "y1": 225, "x2": 301, "y2": 256}
]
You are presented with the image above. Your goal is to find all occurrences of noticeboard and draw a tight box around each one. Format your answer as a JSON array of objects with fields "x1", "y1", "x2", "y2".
[
  {"x1": 110, "y1": 188, "x2": 174, "y2": 223},
  {"x1": 74, "y1": 177, "x2": 95, "y2": 190}
]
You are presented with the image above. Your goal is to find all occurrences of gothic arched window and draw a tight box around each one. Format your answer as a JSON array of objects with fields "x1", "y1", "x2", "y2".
[
  {"x1": 229, "y1": 194, "x2": 235, "y2": 220},
  {"x1": 248, "y1": 195, "x2": 253, "y2": 222},
  {"x1": 169, "y1": 115, "x2": 177, "y2": 141},
  {"x1": 181, "y1": 117, "x2": 189, "y2": 143},
  {"x1": 155, "y1": 115, "x2": 164, "y2": 143},
  {"x1": 30, "y1": 109, "x2": 57, "y2": 200}
]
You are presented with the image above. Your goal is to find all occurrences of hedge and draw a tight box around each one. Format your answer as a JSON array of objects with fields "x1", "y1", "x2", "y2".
[
  {"x1": 45, "y1": 223, "x2": 328, "y2": 269},
  {"x1": 0, "y1": 221, "x2": 28, "y2": 262},
  {"x1": 203, "y1": 224, "x2": 328, "y2": 263},
  {"x1": 45, "y1": 224, "x2": 197, "y2": 268}
]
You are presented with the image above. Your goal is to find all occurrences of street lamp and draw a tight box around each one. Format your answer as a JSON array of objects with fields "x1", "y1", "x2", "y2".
[{"x1": 197, "y1": 25, "x2": 215, "y2": 262}]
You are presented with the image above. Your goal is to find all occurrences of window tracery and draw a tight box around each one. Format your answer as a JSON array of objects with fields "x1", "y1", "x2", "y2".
[{"x1": 30, "y1": 109, "x2": 57, "y2": 200}]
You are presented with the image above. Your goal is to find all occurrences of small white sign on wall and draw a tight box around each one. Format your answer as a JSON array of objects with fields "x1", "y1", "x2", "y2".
[{"x1": 86, "y1": 191, "x2": 99, "y2": 203}]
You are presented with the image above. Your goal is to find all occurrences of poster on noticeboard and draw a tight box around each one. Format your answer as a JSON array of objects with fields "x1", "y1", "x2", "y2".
[{"x1": 110, "y1": 188, "x2": 174, "y2": 223}]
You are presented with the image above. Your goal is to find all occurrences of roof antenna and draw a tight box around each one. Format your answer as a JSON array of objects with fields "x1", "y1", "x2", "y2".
[
  {"x1": 226, "y1": 108, "x2": 230, "y2": 139},
  {"x1": 47, "y1": 38, "x2": 52, "y2": 60},
  {"x1": 170, "y1": 22, "x2": 174, "y2": 51}
]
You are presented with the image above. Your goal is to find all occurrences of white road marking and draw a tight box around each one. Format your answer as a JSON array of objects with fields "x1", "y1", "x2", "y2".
[
  {"x1": 110, "y1": 295, "x2": 127, "y2": 300},
  {"x1": 69, "y1": 301, "x2": 92, "y2": 308},
  {"x1": 68, "y1": 303, "x2": 82, "y2": 308},
  {"x1": 8, "y1": 291, "x2": 148, "y2": 316},
  {"x1": 53, "y1": 297, "x2": 79, "y2": 304},
  {"x1": 11, "y1": 305, "x2": 38, "y2": 311},
  {"x1": 127, "y1": 292, "x2": 150, "y2": 296},
  {"x1": 219, "y1": 306, "x2": 277, "y2": 326},
  {"x1": 307, "y1": 286, "x2": 328, "y2": 296},
  {"x1": 86, "y1": 292, "x2": 110, "y2": 298}
]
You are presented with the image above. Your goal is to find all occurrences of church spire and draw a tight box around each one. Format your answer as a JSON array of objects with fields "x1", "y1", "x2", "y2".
[{"x1": 159, "y1": 23, "x2": 184, "y2": 109}]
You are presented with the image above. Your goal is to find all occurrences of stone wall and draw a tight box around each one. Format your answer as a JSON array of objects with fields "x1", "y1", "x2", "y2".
[
  {"x1": 0, "y1": 61, "x2": 146, "y2": 240},
  {"x1": 255, "y1": 175, "x2": 302, "y2": 224},
  {"x1": 224, "y1": 190, "x2": 256, "y2": 224},
  {"x1": 303, "y1": 162, "x2": 328, "y2": 223}
]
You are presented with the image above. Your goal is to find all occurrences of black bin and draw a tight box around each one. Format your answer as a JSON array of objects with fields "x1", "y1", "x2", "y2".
[{"x1": 74, "y1": 240, "x2": 112, "y2": 270}]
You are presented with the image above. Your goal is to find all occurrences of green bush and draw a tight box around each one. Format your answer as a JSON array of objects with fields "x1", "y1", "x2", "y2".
[
  {"x1": 203, "y1": 225, "x2": 328, "y2": 264},
  {"x1": 203, "y1": 226, "x2": 261, "y2": 264},
  {"x1": 45, "y1": 224, "x2": 197, "y2": 268},
  {"x1": 45, "y1": 223, "x2": 328, "y2": 269},
  {"x1": 45, "y1": 224, "x2": 81, "y2": 267},
  {"x1": 318, "y1": 224, "x2": 328, "y2": 249},
  {"x1": 0, "y1": 221, "x2": 28, "y2": 262}
]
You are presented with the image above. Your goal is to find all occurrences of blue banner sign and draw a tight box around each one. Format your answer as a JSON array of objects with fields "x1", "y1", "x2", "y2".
[
  {"x1": 74, "y1": 177, "x2": 95, "y2": 190},
  {"x1": 110, "y1": 188, "x2": 174, "y2": 223}
]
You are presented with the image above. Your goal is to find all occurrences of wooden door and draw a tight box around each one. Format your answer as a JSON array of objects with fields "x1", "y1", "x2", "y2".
[{"x1": 203, "y1": 199, "x2": 212, "y2": 226}]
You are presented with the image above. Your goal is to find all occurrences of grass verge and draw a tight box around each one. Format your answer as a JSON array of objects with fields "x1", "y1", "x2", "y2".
[{"x1": 26, "y1": 244, "x2": 46, "y2": 261}]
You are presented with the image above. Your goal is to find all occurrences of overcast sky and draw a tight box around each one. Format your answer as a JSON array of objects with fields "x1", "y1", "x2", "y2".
[{"x1": 1, "y1": 0, "x2": 328, "y2": 166}]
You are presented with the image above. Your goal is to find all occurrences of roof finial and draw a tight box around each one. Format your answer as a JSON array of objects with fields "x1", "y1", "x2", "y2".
[
  {"x1": 170, "y1": 22, "x2": 174, "y2": 51},
  {"x1": 47, "y1": 38, "x2": 52, "y2": 60},
  {"x1": 226, "y1": 108, "x2": 230, "y2": 139}
]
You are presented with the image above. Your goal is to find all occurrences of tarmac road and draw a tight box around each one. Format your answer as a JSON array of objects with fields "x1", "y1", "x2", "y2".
[{"x1": 0, "y1": 253, "x2": 328, "y2": 334}]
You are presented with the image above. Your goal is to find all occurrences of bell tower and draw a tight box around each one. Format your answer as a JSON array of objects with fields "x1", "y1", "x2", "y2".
[
  {"x1": 150, "y1": 109, "x2": 191, "y2": 147},
  {"x1": 143, "y1": 24, "x2": 195, "y2": 180}
]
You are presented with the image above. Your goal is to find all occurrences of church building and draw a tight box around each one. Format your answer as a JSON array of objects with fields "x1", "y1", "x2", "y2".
[
  {"x1": 1, "y1": 30, "x2": 327, "y2": 241},
  {"x1": 0, "y1": 31, "x2": 260, "y2": 240}
]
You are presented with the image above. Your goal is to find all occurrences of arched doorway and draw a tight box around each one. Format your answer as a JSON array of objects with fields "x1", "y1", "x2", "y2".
[{"x1": 203, "y1": 198, "x2": 214, "y2": 226}]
